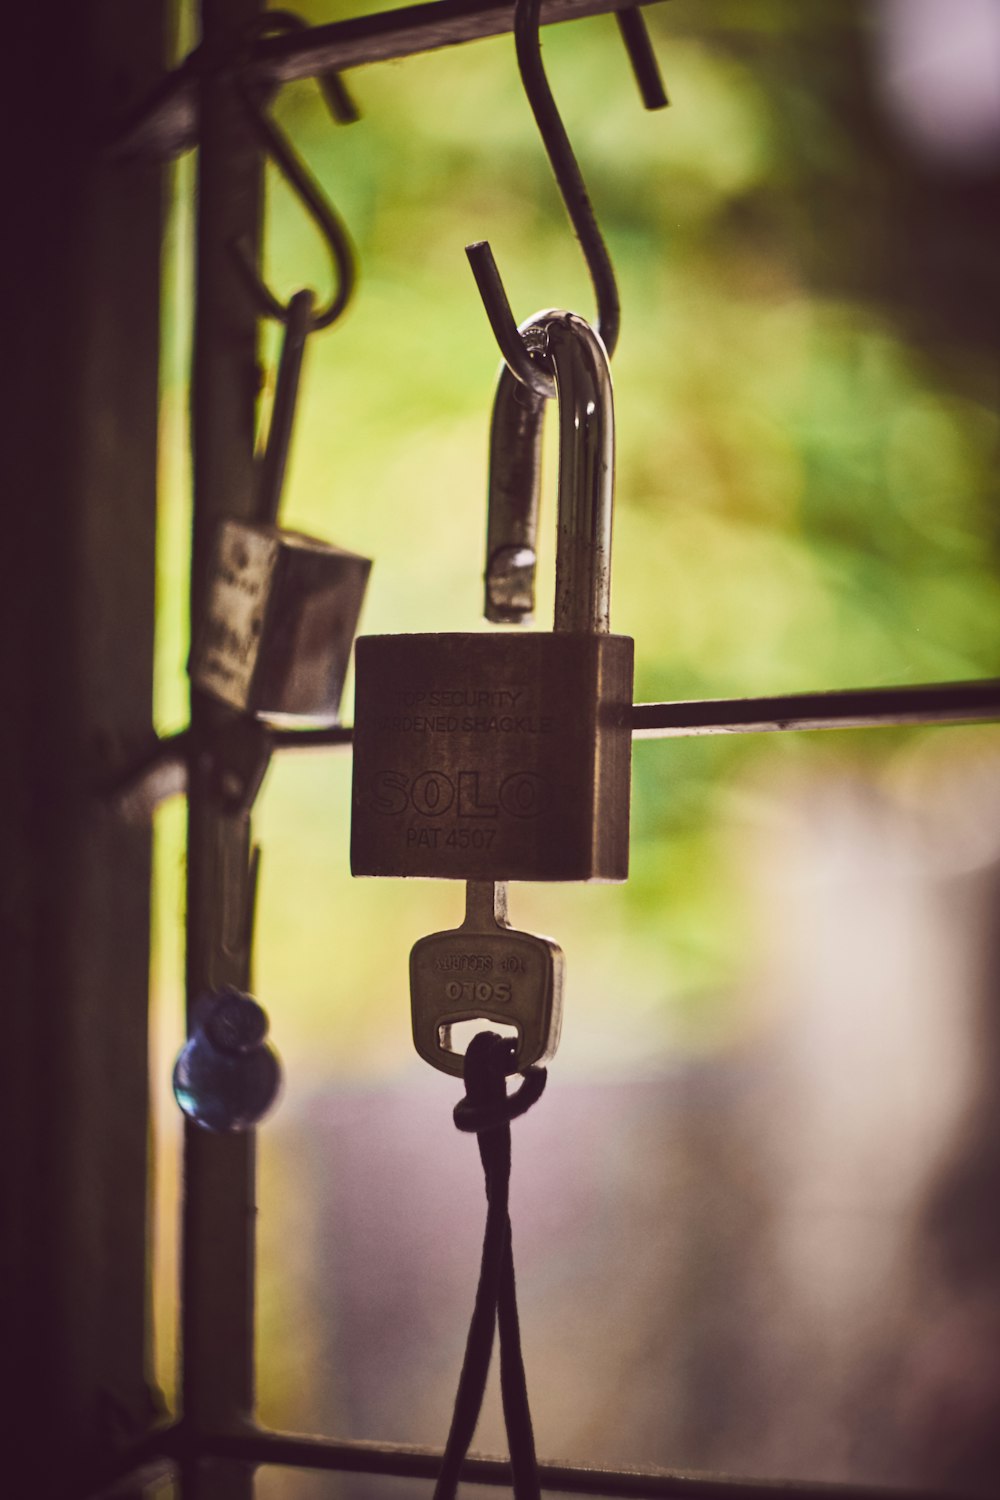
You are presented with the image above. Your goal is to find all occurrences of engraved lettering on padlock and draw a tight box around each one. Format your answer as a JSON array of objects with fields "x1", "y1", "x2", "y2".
[
  {"x1": 366, "y1": 766, "x2": 547, "y2": 824},
  {"x1": 351, "y1": 310, "x2": 633, "y2": 882},
  {"x1": 458, "y1": 774, "x2": 496, "y2": 819}
]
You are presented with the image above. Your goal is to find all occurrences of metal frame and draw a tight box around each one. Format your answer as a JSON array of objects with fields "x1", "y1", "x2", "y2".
[
  {"x1": 112, "y1": 0, "x2": 669, "y2": 159},
  {"x1": 84, "y1": 1425, "x2": 975, "y2": 1500},
  {"x1": 108, "y1": 679, "x2": 1000, "y2": 812}
]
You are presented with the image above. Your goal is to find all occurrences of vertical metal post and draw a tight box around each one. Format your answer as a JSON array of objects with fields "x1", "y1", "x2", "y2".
[{"x1": 182, "y1": 0, "x2": 262, "y2": 1493}]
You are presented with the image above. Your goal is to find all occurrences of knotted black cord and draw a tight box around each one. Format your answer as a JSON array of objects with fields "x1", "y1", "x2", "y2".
[{"x1": 433, "y1": 1032, "x2": 547, "y2": 1500}]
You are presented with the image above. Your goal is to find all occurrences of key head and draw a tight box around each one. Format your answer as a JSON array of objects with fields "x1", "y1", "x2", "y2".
[{"x1": 410, "y1": 924, "x2": 563, "y2": 1078}]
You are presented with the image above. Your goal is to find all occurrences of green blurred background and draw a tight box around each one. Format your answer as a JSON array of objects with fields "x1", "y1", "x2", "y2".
[{"x1": 150, "y1": 1, "x2": 999, "y2": 1493}]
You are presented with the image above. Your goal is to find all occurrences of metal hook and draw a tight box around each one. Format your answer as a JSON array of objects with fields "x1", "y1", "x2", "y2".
[
  {"x1": 615, "y1": 9, "x2": 670, "y2": 112},
  {"x1": 256, "y1": 287, "x2": 314, "y2": 525},
  {"x1": 513, "y1": 0, "x2": 619, "y2": 357},
  {"x1": 466, "y1": 0, "x2": 627, "y2": 395},
  {"x1": 248, "y1": 9, "x2": 360, "y2": 126},
  {"x1": 466, "y1": 242, "x2": 556, "y2": 401},
  {"x1": 231, "y1": 41, "x2": 356, "y2": 332}
]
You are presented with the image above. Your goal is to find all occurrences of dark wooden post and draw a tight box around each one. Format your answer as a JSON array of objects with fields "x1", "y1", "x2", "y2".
[{"x1": 0, "y1": 0, "x2": 166, "y2": 1491}]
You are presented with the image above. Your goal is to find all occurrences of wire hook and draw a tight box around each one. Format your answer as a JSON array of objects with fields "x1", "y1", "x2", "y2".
[
  {"x1": 615, "y1": 8, "x2": 670, "y2": 112},
  {"x1": 466, "y1": 0, "x2": 632, "y2": 394},
  {"x1": 248, "y1": 9, "x2": 360, "y2": 126},
  {"x1": 231, "y1": 18, "x2": 357, "y2": 332},
  {"x1": 513, "y1": 0, "x2": 619, "y2": 358}
]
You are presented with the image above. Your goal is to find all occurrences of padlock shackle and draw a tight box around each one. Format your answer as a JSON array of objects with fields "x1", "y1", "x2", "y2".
[
  {"x1": 549, "y1": 312, "x2": 615, "y2": 634},
  {"x1": 484, "y1": 331, "x2": 548, "y2": 625},
  {"x1": 484, "y1": 310, "x2": 614, "y2": 635}
]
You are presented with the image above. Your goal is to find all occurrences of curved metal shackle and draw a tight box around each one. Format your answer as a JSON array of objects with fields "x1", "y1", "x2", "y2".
[{"x1": 484, "y1": 310, "x2": 614, "y2": 636}]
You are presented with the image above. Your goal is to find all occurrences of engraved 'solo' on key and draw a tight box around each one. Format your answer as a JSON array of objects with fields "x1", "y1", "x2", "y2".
[
  {"x1": 350, "y1": 309, "x2": 633, "y2": 881},
  {"x1": 410, "y1": 881, "x2": 563, "y2": 1076},
  {"x1": 189, "y1": 290, "x2": 371, "y2": 726}
]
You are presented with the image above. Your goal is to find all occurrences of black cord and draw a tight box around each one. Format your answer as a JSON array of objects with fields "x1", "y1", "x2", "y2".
[
  {"x1": 497, "y1": 1224, "x2": 541, "y2": 1500},
  {"x1": 433, "y1": 1032, "x2": 546, "y2": 1500}
]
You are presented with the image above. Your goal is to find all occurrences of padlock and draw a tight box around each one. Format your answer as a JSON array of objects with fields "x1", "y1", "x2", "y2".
[
  {"x1": 190, "y1": 519, "x2": 370, "y2": 724},
  {"x1": 189, "y1": 290, "x2": 371, "y2": 725},
  {"x1": 350, "y1": 309, "x2": 633, "y2": 882}
]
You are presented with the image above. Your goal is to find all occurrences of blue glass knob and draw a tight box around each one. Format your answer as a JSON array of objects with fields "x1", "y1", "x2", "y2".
[{"x1": 173, "y1": 987, "x2": 281, "y2": 1132}]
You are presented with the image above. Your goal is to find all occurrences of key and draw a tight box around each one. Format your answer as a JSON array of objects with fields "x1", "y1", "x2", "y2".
[{"x1": 410, "y1": 881, "x2": 563, "y2": 1076}]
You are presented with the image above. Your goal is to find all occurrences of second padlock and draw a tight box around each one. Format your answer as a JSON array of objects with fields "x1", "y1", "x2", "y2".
[{"x1": 190, "y1": 290, "x2": 371, "y2": 726}]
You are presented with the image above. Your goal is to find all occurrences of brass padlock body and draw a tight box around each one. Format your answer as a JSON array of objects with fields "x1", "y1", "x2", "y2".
[
  {"x1": 190, "y1": 518, "x2": 370, "y2": 724},
  {"x1": 351, "y1": 631, "x2": 633, "y2": 881}
]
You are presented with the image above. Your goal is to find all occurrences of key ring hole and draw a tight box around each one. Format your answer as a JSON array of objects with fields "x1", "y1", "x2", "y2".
[{"x1": 439, "y1": 1018, "x2": 519, "y2": 1064}]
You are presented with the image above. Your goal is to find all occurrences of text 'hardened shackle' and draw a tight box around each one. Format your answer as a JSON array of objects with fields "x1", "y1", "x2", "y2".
[{"x1": 484, "y1": 309, "x2": 614, "y2": 636}]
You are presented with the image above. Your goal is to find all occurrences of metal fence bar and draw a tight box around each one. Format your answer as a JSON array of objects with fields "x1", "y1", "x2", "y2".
[
  {"x1": 632, "y1": 679, "x2": 1000, "y2": 738},
  {"x1": 198, "y1": 1428, "x2": 972, "y2": 1500},
  {"x1": 72, "y1": 1423, "x2": 977, "y2": 1500},
  {"x1": 272, "y1": 678, "x2": 1000, "y2": 750},
  {"x1": 253, "y1": 0, "x2": 666, "y2": 79},
  {"x1": 106, "y1": 678, "x2": 1000, "y2": 817},
  {"x1": 181, "y1": 0, "x2": 264, "y2": 1495},
  {"x1": 111, "y1": 0, "x2": 668, "y2": 159}
]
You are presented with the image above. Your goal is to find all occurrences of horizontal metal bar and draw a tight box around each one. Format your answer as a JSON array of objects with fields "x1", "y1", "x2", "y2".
[
  {"x1": 109, "y1": 679, "x2": 1000, "y2": 817},
  {"x1": 257, "y1": 0, "x2": 667, "y2": 78},
  {"x1": 71, "y1": 1422, "x2": 977, "y2": 1500},
  {"x1": 280, "y1": 677, "x2": 1000, "y2": 746},
  {"x1": 197, "y1": 1427, "x2": 970, "y2": 1500},
  {"x1": 632, "y1": 679, "x2": 1000, "y2": 738},
  {"x1": 110, "y1": 0, "x2": 667, "y2": 159},
  {"x1": 271, "y1": 724, "x2": 353, "y2": 749}
]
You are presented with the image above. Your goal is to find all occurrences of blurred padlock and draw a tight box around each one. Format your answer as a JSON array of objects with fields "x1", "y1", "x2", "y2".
[
  {"x1": 192, "y1": 518, "x2": 370, "y2": 724},
  {"x1": 190, "y1": 289, "x2": 371, "y2": 725}
]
